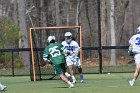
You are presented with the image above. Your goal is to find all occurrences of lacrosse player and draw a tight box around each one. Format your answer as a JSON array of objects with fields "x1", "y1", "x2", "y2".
[
  {"x1": 43, "y1": 36, "x2": 74, "y2": 88},
  {"x1": 128, "y1": 26, "x2": 140, "y2": 86},
  {"x1": 62, "y1": 32, "x2": 84, "y2": 83}
]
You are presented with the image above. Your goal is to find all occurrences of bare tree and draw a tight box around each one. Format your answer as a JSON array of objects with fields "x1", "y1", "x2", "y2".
[
  {"x1": 76, "y1": 0, "x2": 81, "y2": 26},
  {"x1": 17, "y1": 0, "x2": 30, "y2": 68},
  {"x1": 40, "y1": 0, "x2": 46, "y2": 27},
  {"x1": 54, "y1": 0, "x2": 61, "y2": 26},
  {"x1": 109, "y1": 0, "x2": 116, "y2": 65},
  {"x1": 101, "y1": 0, "x2": 107, "y2": 45},
  {"x1": 13, "y1": 0, "x2": 18, "y2": 23}
]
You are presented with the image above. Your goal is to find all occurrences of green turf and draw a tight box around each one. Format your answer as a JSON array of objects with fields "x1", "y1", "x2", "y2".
[{"x1": 0, "y1": 73, "x2": 139, "y2": 93}]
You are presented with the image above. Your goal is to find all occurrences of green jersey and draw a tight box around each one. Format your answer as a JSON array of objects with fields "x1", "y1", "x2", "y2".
[{"x1": 43, "y1": 43, "x2": 65, "y2": 65}]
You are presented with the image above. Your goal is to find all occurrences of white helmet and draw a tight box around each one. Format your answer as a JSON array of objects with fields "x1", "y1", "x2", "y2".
[
  {"x1": 47, "y1": 36, "x2": 55, "y2": 43},
  {"x1": 65, "y1": 32, "x2": 72, "y2": 37},
  {"x1": 137, "y1": 26, "x2": 140, "y2": 33},
  {"x1": 64, "y1": 32, "x2": 72, "y2": 44}
]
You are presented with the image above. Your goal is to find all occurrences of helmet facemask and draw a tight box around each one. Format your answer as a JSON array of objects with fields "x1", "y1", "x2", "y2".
[
  {"x1": 65, "y1": 36, "x2": 72, "y2": 44},
  {"x1": 64, "y1": 32, "x2": 72, "y2": 44}
]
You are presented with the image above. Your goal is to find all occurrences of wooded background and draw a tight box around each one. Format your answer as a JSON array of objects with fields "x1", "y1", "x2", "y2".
[{"x1": 0, "y1": 0, "x2": 140, "y2": 69}]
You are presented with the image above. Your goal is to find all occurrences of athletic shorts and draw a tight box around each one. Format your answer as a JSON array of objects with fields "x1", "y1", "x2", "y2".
[
  {"x1": 66, "y1": 56, "x2": 81, "y2": 66},
  {"x1": 134, "y1": 54, "x2": 140, "y2": 64},
  {"x1": 53, "y1": 63, "x2": 67, "y2": 75}
]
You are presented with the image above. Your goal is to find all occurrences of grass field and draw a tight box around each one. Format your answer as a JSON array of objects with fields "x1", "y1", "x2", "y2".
[{"x1": 0, "y1": 73, "x2": 139, "y2": 93}]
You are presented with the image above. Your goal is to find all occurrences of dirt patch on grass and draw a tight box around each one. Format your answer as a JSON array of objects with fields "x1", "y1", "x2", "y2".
[{"x1": 82, "y1": 57, "x2": 134, "y2": 67}]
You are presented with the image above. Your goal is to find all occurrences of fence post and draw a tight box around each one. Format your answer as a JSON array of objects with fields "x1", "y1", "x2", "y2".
[
  {"x1": 97, "y1": 0, "x2": 102, "y2": 74},
  {"x1": 11, "y1": 51, "x2": 14, "y2": 77}
]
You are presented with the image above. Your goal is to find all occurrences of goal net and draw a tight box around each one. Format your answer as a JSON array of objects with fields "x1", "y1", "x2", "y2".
[{"x1": 29, "y1": 26, "x2": 82, "y2": 81}]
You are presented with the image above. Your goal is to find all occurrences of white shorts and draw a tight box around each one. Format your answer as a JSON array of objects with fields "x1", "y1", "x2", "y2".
[
  {"x1": 134, "y1": 54, "x2": 140, "y2": 64},
  {"x1": 66, "y1": 56, "x2": 81, "y2": 66}
]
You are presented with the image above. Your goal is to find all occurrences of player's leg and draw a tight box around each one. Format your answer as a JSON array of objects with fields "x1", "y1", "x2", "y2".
[
  {"x1": 129, "y1": 54, "x2": 140, "y2": 86},
  {"x1": 59, "y1": 63, "x2": 74, "y2": 88},
  {"x1": 66, "y1": 57, "x2": 76, "y2": 83},
  {"x1": 129, "y1": 64, "x2": 140, "y2": 86},
  {"x1": 59, "y1": 74, "x2": 74, "y2": 88},
  {"x1": 65, "y1": 72, "x2": 71, "y2": 77},
  {"x1": 68, "y1": 65, "x2": 76, "y2": 83},
  {"x1": 75, "y1": 57, "x2": 84, "y2": 83},
  {"x1": 61, "y1": 63, "x2": 73, "y2": 82},
  {"x1": 77, "y1": 66, "x2": 84, "y2": 82},
  {"x1": 134, "y1": 64, "x2": 140, "y2": 80},
  {"x1": 65, "y1": 72, "x2": 73, "y2": 82}
]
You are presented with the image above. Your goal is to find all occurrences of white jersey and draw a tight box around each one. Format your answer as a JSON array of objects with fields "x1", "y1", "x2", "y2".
[
  {"x1": 129, "y1": 34, "x2": 140, "y2": 53},
  {"x1": 61, "y1": 40, "x2": 81, "y2": 66},
  {"x1": 61, "y1": 40, "x2": 80, "y2": 54}
]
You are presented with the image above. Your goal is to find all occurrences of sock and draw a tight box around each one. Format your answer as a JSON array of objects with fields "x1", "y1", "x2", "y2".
[
  {"x1": 132, "y1": 79, "x2": 135, "y2": 82},
  {"x1": 80, "y1": 74, "x2": 83, "y2": 80},
  {"x1": 80, "y1": 73, "x2": 83, "y2": 76},
  {"x1": 71, "y1": 75, "x2": 76, "y2": 81}
]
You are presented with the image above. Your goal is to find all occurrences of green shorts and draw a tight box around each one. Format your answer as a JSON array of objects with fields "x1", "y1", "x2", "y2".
[{"x1": 54, "y1": 63, "x2": 67, "y2": 75}]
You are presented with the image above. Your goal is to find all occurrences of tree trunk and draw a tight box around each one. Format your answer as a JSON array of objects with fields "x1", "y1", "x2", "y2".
[
  {"x1": 109, "y1": 0, "x2": 116, "y2": 66},
  {"x1": 76, "y1": 0, "x2": 81, "y2": 26},
  {"x1": 40, "y1": 0, "x2": 46, "y2": 27},
  {"x1": 13, "y1": 0, "x2": 18, "y2": 24},
  {"x1": 54, "y1": 0, "x2": 61, "y2": 26},
  {"x1": 101, "y1": 0, "x2": 107, "y2": 45},
  {"x1": 65, "y1": 0, "x2": 70, "y2": 26},
  {"x1": 17, "y1": 0, "x2": 30, "y2": 68}
]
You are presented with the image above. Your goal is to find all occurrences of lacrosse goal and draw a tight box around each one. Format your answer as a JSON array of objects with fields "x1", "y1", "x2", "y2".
[{"x1": 29, "y1": 26, "x2": 83, "y2": 81}]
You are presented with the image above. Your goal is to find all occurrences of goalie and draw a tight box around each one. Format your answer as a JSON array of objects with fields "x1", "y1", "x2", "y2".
[
  {"x1": 43, "y1": 36, "x2": 74, "y2": 88},
  {"x1": 128, "y1": 26, "x2": 140, "y2": 86}
]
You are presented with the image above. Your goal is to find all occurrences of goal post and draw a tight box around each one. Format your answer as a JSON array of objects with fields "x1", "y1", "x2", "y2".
[{"x1": 29, "y1": 26, "x2": 83, "y2": 81}]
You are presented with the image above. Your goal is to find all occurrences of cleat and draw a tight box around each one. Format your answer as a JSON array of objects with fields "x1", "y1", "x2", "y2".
[
  {"x1": 72, "y1": 79, "x2": 76, "y2": 84},
  {"x1": 69, "y1": 83, "x2": 74, "y2": 88},
  {"x1": 80, "y1": 74, "x2": 84, "y2": 83},
  {"x1": 71, "y1": 77, "x2": 76, "y2": 84},
  {"x1": 0, "y1": 84, "x2": 7, "y2": 91},
  {"x1": 3, "y1": 85, "x2": 7, "y2": 90},
  {"x1": 129, "y1": 80, "x2": 134, "y2": 86},
  {"x1": 80, "y1": 79, "x2": 84, "y2": 83}
]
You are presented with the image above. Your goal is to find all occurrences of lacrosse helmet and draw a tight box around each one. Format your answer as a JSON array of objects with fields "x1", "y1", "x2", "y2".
[
  {"x1": 47, "y1": 36, "x2": 55, "y2": 43},
  {"x1": 136, "y1": 26, "x2": 140, "y2": 34},
  {"x1": 65, "y1": 32, "x2": 72, "y2": 44}
]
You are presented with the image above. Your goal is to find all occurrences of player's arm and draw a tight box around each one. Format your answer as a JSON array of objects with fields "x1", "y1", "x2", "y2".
[
  {"x1": 43, "y1": 48, "x2": 52, "y2": 65},
  {"x1": 128, "y1": 36, "x2": 135, "y2": 56},
  {"x1": 43, "y1": 54, "x2": 53, "y2": 65},
  {"x1": 128, "y1": 45, "x2": 134, "y2": 56},
  {"x1": 73, "y1": 41, "x2": 80, "y2": 56},
  {"x1": 43, "y1": 54, "x2": 49, "y2": 61},
  {"x1": 60, "y1": 44, "x2": 72, "y2": 56}
]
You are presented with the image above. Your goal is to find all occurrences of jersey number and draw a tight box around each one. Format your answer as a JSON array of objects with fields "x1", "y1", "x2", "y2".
[
  {"x1": 49, "y1": 46, "x2": 61, "y2": 57},
  {"x1": 136, "y1": 37, "x2": 140, "y2": 45}
]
